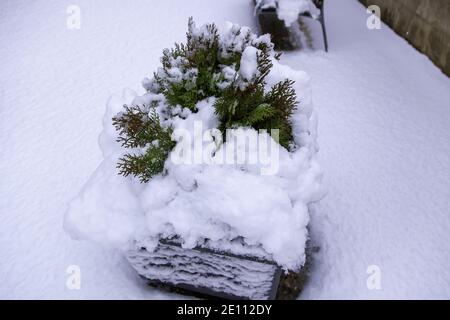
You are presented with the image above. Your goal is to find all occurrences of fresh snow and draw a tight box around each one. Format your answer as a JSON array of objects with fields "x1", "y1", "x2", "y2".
[
  {"x1": 291, "y1": 0, "x2": 450, "y2": 299},
  {"x1": 239, "y1": 46, "x2": 259, "y2": 81},
  {"x1": 1, "y1": 0, "x2": 450, "y2": 299}
]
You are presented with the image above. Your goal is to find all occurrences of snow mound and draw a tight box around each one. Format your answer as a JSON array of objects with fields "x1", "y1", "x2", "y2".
[{"x1": 64, "y1": 22, "x2": 324, "y2": 271}]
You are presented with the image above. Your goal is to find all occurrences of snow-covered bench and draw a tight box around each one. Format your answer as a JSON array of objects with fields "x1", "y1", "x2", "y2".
[{"x1": 255, "y1": 0, "x2": 328, "y2": 51}]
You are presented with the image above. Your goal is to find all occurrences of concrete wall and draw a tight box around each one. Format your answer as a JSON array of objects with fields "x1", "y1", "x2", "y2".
[{"x1": 360, "y1": 0, "x2": 450, "y2": 77}]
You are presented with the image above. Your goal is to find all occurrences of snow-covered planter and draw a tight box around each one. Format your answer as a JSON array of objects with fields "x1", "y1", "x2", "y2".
[
  {"x1": 255, "y1": 0, "x2": 328, "y2": 51},
  {"x1": 64, "y1": 19, "x2": 324, "y2": 300},
  {"x1": 128, "y1": 237, "x2": 283, "y2": 299}
]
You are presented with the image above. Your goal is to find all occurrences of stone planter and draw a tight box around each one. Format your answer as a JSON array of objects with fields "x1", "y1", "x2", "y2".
[
  {"x1": 254, "y1": 0, "x2": 328, "y2": 51},
  {"x1": 127, "y1": 237, "x2": 307, "y2": 300}
]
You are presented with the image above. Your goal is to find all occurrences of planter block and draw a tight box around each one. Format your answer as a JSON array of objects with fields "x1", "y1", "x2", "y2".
[
  {"x1": 255, "y1": 0, "x2": 328, "y2": 51},
  {"x1": 127, "y1": 239, "x2": 282, "y2": 300},
  {"x1": 257, "y1": 8, "x2": 296, "y2": 50}
]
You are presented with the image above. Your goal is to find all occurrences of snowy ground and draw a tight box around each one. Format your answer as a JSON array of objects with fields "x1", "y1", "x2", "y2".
[
  {"x1": 287, "y1": 0, "x2": 450, "y2": 299},
  {"x1": 1, "y1": 0, "x2": 449, "y2": 299}
]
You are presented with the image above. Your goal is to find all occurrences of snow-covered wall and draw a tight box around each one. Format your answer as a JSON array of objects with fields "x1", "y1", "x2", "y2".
[{"x1": 360, "y1": 0, "x2": 450, "y2": 77}]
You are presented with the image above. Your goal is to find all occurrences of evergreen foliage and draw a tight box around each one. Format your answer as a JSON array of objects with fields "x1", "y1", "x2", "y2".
[
  {"x1": 113, "y1": 18, "x2": 299, "y2": 182},
  {"x1": 151, "y1": 18, "x2": 222, "y2": 111},
  {"x1": 113, "y1": 104, "x2": 175, "y2": 183},
  {"x1": 214, "y1": 76, "x2": 297, "y2": 149}
]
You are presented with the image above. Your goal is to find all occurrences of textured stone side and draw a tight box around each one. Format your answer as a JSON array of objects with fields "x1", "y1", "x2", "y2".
[
  {"x1": 360, "y1": 0, "x2": 450, "y2": 77},
  {"x1": 127, "y1": 243, "x2": 280, "y2": 300}
]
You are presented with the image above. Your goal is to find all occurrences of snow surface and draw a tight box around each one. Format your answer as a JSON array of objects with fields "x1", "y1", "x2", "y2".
[
  {"x1": 291, "y1": 0, "x2": 450, "y2": 299},
  {"x1": 1, "y1": 0, "x2": 450, "y2": 299}
]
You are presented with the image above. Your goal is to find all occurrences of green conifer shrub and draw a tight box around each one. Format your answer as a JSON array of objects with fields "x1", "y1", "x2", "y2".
[
  {"x1": 113, "y1": 18, "x2": 299, "y2": 182},
  {"x1": 112, "y1": 103, "x2": 176, "y2": 183}
]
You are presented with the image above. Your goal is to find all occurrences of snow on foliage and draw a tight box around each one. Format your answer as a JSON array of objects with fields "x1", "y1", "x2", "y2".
[{"x1": 64, "y1": 20, "x2": 324, "y2": 271}]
